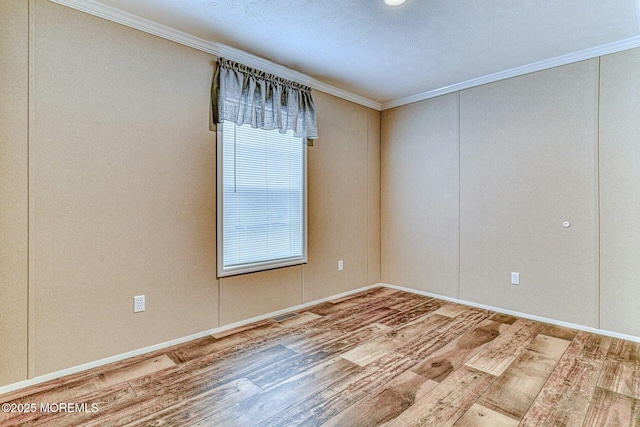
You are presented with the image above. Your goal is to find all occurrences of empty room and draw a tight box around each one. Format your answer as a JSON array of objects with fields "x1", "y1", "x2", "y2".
[{"x1": 1, "y1": 0, "x2": 639, "y2": 425}]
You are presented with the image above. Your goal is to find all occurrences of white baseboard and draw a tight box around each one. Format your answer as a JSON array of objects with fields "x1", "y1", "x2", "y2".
[
  {"x1": 209, "y1": 283, "x2": 381, "y2": 336},
  {"x1": 3, "y1": 281, "x2": 638, "y2": 396},
  {"x1": 0, "y1": 283, "x2": 381, "y2": 397},
  {"x1": 380, "y1": 283, "x2": 640, "y2": 344}
]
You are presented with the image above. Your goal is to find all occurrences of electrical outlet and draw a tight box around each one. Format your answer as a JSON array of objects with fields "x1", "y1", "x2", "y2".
[
  {"x1": 511, "y1": 272, "x2": 520, "y2": 285},
  {"x1": 134, "y1": 295, "x2": 145, "y2": 313},
  {"x1": 338, "y1": 260, "x2": 344, "y2": 271}
]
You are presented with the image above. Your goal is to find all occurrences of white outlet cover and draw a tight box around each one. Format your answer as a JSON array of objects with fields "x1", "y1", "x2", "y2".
[
  {"x1": 511, "y1": 272, "x2": 520, "y2": 285},
  {"x1": 134, "y1": 295, "x2": 145, "y2": 312}
]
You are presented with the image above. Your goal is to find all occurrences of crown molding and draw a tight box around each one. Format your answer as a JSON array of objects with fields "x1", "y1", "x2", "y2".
[
  {"x1": 48, "y1": 0, "x2": 383, "y2": 111},
  {"x1": 47, "y1": 0, "x2": 640, "y2": 112},
  {"x1": 382, "y1": 35, "x2": 640, "y2": 110}
]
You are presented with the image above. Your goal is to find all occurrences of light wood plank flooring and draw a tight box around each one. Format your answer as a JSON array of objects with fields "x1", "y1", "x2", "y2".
[{"x1": 1, "y1": 287, "x2": 639, "y2": 426}]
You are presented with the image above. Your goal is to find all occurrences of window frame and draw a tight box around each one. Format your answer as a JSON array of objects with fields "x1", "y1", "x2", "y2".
[{"x1": 216, "y1": 122, "x2": 308, "y2": 278}]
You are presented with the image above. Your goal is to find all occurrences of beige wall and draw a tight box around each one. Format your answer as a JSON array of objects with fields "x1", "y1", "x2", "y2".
[
  {"x1": 382, "y1": 53, "x2": 640, "y2": 333},
  {"x1": 219, "y1": 266, "x2": 303, "y2": 325},
  {"x1": 600, "y1": 49, "x2": 640, "y2": 337},
  {"x1": 1, "y1": 0, "x2": 380, "y2": 385},
  {"x1": 381, "y1": 93, "x2": 459, "y2": 297},
  {"x1": 0, "y1": 0, "x2": 29, "y2": 386},
  {"x1": 28, "y1": 0, "x2": 219, "y2": 377},
  {"x1": 459, "y1": 60, "x2": 599, "y2": 327},
  {"x1": 368, "y1": 109, "x2": 382, "y2": 285},
  {"x1": 303, "y1": 92, "x2": 379, "y2": 302}
]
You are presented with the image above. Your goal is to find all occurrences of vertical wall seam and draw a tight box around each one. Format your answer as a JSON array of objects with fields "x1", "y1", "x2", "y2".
[
  {"x1": 596, "y1": 56, "x2": 602, "y2": 330},
  {"x1": 378, "y1": 108, "x2": 382, "y2": 284},
  {"x1": 378, "y1": 111, "x2": 384, "y2": 282},
  {"x1": 366, "y1": 109, "x2": 370, "y2": 284},
  {"x1": 377, "y1": 109, "x2": 380, "y2": 283},
  {"x1": 26, "y1": 0, "x2": 32, "y2": 380},
  {"x1": 457, "y1": 91, "x2": 461, "y2": 300}
]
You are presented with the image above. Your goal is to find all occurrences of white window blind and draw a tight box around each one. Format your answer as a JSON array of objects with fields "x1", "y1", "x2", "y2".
[{"x1": 217, "y1": 123, "x2": 307, "y2": 277}]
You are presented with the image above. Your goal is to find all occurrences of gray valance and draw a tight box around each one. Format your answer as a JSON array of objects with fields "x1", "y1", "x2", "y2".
[{"x1": 212, "y1": 57, "x2": 318, "y2": 139}]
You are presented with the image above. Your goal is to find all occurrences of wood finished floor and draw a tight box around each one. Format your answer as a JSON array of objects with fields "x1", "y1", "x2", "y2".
[{"x1": 1, "y1": 287, "x2": 639, "y2": 426}]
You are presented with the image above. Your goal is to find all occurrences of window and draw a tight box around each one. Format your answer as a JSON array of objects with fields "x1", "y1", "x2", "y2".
[
  {"x1": 217, "y1": 122, "x2": 307, "y2": 277},
  {"x1": 212, "y1": 57, "x2": 316, "y2": 277}
]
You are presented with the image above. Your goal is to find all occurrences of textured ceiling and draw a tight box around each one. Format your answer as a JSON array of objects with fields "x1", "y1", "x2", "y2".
[{"x1": 75, "y1": 0, "x2": 639, "y2": 106}]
